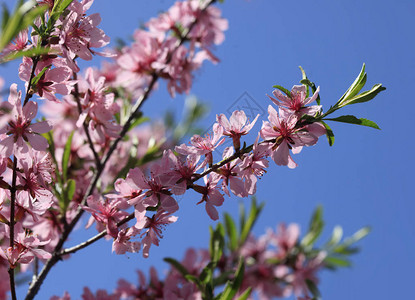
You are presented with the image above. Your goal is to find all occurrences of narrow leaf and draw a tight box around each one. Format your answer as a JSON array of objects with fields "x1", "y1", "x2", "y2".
[
  {"x1": 272, "y1": 85, "x2": 292, "y2": 98},
  {"x1": 326, "y1": 225, "x2": 343, "y2": 247},
  {"x1": 31, "y1": 65, "x2": 50, "y2": 86},
  {"x1": 210, "y1": 224, "x2": 225, "y2": 263},
  {"x1": 321, "y1": 121, "x2": 335, "y2": 146},
  {"x1": 240, "y1": 198, "x2": 264, "y2": 246},
  {"x1": 0, "y1": 45, "x2": 53, "y2": 63},
  {"x1": 338, "y1": 63, "x2": 367, "y2": 103},
  {"x1": 128, "y1": 115, "x2": 149, "y2": 131},
  {"x1": 325, "y1": 115, "x2": 380, "y2": 130},
  {"x1": 236, "y1": 288, "x2": 252, "y2": 300},
  {"x1": 301, "y1": 206, "x2": 324, "y2": 247},
  {"x1": 299, "y1": 66, "x2": 310, "y2": 99},
  {"x1": 224, "y1": 213, "x2": 238, "y2": 251},
  {"x1": 61, "y1": 179, "x2": 76, "y2": 212},
  {"x1": 164, "y1": 258, "x2": 189, "y2": 277},
  {"x1": 1, "y1": 4, "x2": 10, "y2": 31},
  {"x1": 339, "y1": 84, "x2": 386, "y2": 108},
  {"x1": 62, "y1": 131, "x2": 74, "y2": 182},
  {"x1": 219, "y1": 259, "x2": 245, "y2": 300},
  {"x1": 324, "y1": 256, "x2": 352, "y2": 268},
  {"x1": 305, "y1": 279, "x2": 322, "y2": 300}
]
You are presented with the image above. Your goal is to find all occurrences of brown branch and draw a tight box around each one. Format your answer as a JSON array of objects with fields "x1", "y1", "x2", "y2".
[
  {"x1": 25, "y1": 1, "x2": 218, "y2": 299},
  {"x1": 72, "y1": 74, "x2": 102, "y2": 169},
  {"x1": 60, "y1": 213, "x2": 135, "y2": 256},
  {"x1": 192, "y1": 138, "x2": 275, "y2": 182},
  {"x1": 8, "y1": 156, "x2": 18, "y2": 300},
  {"x1": 23, "y1": 56, "x2": 39, "y2": 106}
]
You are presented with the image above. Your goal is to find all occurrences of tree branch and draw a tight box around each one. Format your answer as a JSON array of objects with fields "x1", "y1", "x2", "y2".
[
  {"x1": 72, "y1": 74, "x2": 102, "y2": 169},
  {"x1": 25, "y1": 1, "x2": 218, "y2": 298}
]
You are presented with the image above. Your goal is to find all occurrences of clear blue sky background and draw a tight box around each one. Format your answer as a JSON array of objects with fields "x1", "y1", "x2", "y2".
[{"x1": 1, "y1": 0, "x2": 414, "y2": 299}]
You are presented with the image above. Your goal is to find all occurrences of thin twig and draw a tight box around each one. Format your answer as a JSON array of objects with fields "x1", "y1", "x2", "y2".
[
  {"x1": 25, "y1": 2, "x2": 217, "y2": 299},
  {"x1": 23, "y1": 56, "x2": 39, "y2": 106},
  {"x1": 60, "y1": 213, "x2": 135, "y2": 256},
  {"x1": 8, "y1": 156, "x2": 18, "y2": 300},
  {"x1": 72, "y1": 74, "x2": 102, "y2": 169}
]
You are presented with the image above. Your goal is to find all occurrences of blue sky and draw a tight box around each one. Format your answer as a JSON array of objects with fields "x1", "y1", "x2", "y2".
[{"x1": 1, "y1": 0, "x2": 414, "y2": 299}]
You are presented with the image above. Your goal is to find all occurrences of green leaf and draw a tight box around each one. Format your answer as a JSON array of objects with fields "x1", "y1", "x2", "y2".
[
  {"x1": 239, "y1": 197, "x2": 264, "y2": 246},
  {"x1": 272, "y1": 85, "x2": 292, "y2": 98},
  {"x1": 324, "y1": 256, "x2": 352, "y2": 269},
  {"x1": 338, "y1": 84, "x2": 386, "y2": 108},
  {"x1": 31, "y1": 65, "x2": 50, "y2": 86},
  {"x1": 220, "y1": 259, "x2": 245, "y2": 300},
  {"x1": 66, "y1": 179, "x2": 76, "y2": 200},
  {"x1": 1, "y1": 4, "x2": 10, "y2": 31},
  {"x1": 199, "y1": 262, "x2": 215, "y2": 284},
  {"x1": 332, "y1": 226, "x2": 370, "y2": 255},
  {"x1": 301, "y1": 206, "x2": 324, "y2": 248},
  {"x1": 299, "y1": 65, "x2": 309, "y2": 97},
  {"x1": 305, "y1": 279, "x2": 322, "y2": 300},
  {"x1": 212, "y1": 271, "x2": 234, "y2": 287},
  {"x1": 224, "y1": 213, "x2": 238, "y2": 251},
  {"x1": 60, "y1": 179, "x2": 75, "y2": 212},
  {"x1": 210, "y1": 224, "x2": 225, "y2": 263},
  {"x1": 184, "y1": 274, "x2": 201, "y2": 288},
  {"x1": 0, "y1": 46, "x2": 52, "y2": 63},
  {"x1": 164, "y1": 257, "x2": 189, "y2": 277},
  {"x1": 48, "y1": 0, "x2": 74, "y2": 28},
  {"x1": 321, "y1": 121, "x2": 334, "y2": 146},
  {"x1": 332, "y1": 246, "x2": 360, "y2": 255},
  {"x1": 128, "y1": 115, "x2": 149, "y2": 131},
  {"x1": 236, "y1": 288, "x2": 252, "y2": 300},
  {"x1": 324, "y1": 115, "x2": 380, "y2": 130},
  {"x1": 326, "y1": 225, "x2": 343, "y2": 247},
  {"x1": 239, "y1": 201, "x2": 246, "y2": 234},
  {"x1": 299, "y1": 66, "x2": 321, "y2": 105},
  {"x1": 61, "y1": 131, "x2": 74, "y2": 182},
  {"x1": 343, "y1": 226, "x2": 371, "y2": 246},
  {"x1": 339, "y1": 63, "x2": 367, "y2": 103}
]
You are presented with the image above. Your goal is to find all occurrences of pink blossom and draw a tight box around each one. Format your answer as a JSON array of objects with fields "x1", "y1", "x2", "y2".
[
  {"x1": 126, "y1": 166, "x2": 179, "y2": 217},
  {"x1": 75, "y1": 67, "x2": 121, "y2": 142},
  {"x1": 217, "y1": 110, "x2": 259, "y2": 150},
  {"x1": 1, "y1": 29, "x2": 29, "y2": 58},
  {"x1": 286, "y1": 252, "x2": 326, "y2": 296},
  {"x1": 0, "y1": 223, "x2": 51, "y2": 268},
  {"x1": 261, "y1": 105, "x2": 321, "y2": 168},
  {"x1": 83, "y1": 195, "x2": 129, "y2": 238},
  {"x1": 269, "y1": 223, "x2": 300, "y2": 259},
  {"x1": 112, "y1": 227, "x2": 141, "y2": 255},
  {"x1": 16, "y1": 155, "x2": 54, "y2": 214},
  {"x1": 81, "y1": 287, "x2": 118, "y2": 300},
  {"x1": 59, "y1": 3, "x2": 110, "y2": 66},
  {"x1": 116, "y1": 30, "x2": 161, "y2": 91},
  {"x1": 237, "y1": 136, "x2": 270, "y2": 195},
  {"x1": 135, "y1": 209, "x2": 178, "y2": 258},
  {"x1": 19, "y1": 58, "x2": 74, "y2": 102},
  {"x1": 164, "y1": 275, "x2": 202, "y2": 300},
  {"x1": 217, "y1": 147, "x2": 247, "y2": 198},
  {"x1": 176, "y1": 123, "x2": 224, "y2": 166},
  {"x1": 50, "y1": 291, "x2": 72, "y2": 300},
  {"x1": 162, "y1": 149, "x2": 201, "y2": 196},
  {"x1": 0, "y1": 84, "x2": 52, "y2": 157},
  {"x1": 239, "y1": 234, "x2": 291, "y2": 299},
  {"x1": 0, "y1": 265, "x2": 10, "y2": 300},
  {"x1": 193, "y1": 173, "x2": 224, "y2": 220},
  {"x1": 268, "y1": 85, "x2": 321, "y2": 117},
  {"x1": 114, "y1": 270, "x2": 150, "y2": 299}
]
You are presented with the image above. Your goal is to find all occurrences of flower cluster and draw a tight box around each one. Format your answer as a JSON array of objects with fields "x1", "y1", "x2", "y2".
[
  {"x1": 0, "y1": 0, "x2": 383, "y2": 299},
  {"x1": 0, "y1": 0, "x2": 229, "y2": 298},
  {"x1": 50, "y1": 218, "x2": 333, "y2": 300}
]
